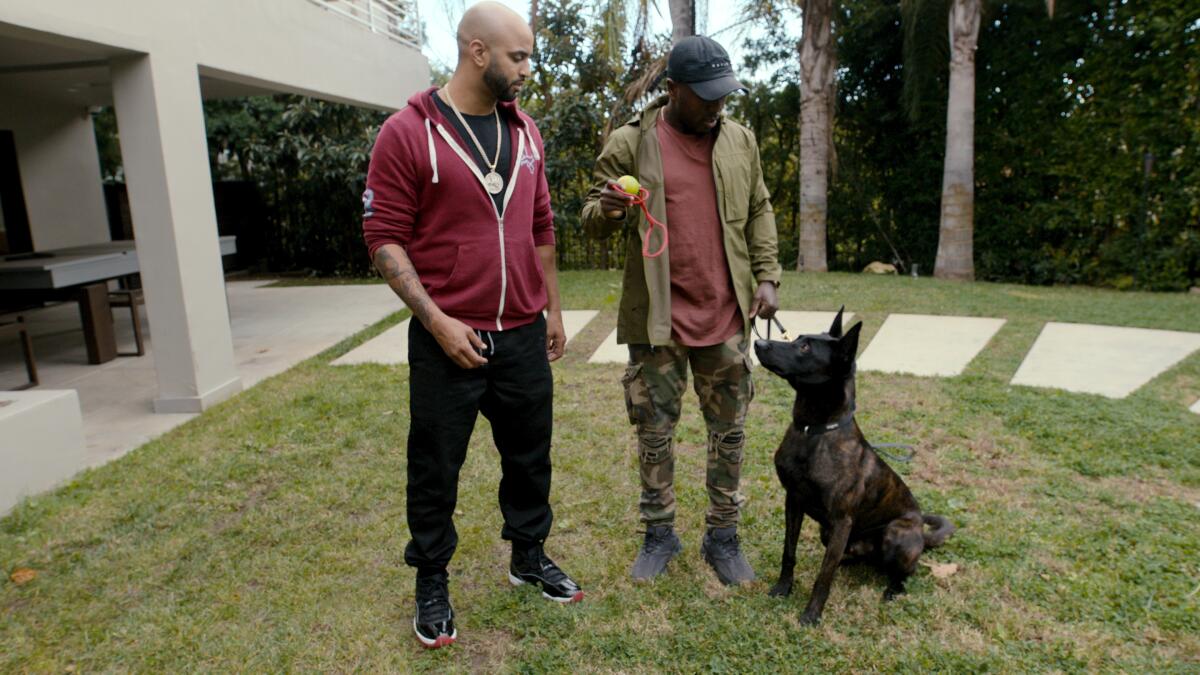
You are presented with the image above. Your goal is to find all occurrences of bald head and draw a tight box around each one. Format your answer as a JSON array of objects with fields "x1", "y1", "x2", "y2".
[
  {"x1": 452, "y1": 1, "x2": 534, "y2": 104},
  {"x1": 456, "y1": 2, "x2": 532, "y2": 60}
]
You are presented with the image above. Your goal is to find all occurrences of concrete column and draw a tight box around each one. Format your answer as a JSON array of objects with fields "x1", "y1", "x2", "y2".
[
  {"x1": 0, "y1": 94, "x2": 110, "y2": 250},
  {"x1": 110, "y1": 53, "x2": 241, "y2": 413}
]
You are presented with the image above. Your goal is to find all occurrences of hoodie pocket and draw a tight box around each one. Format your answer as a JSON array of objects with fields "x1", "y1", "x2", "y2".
[{"x1": 431, "y1": 241, "x2": 497, "y2": 311}]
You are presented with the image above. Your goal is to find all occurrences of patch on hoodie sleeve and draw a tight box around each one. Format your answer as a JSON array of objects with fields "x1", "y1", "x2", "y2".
[{"x1": 362, "y1": 188, "x2": 375, "y2": 218}]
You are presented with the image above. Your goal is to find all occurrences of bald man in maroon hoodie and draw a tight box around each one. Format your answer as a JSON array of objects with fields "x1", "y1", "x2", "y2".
[{"x1": 362, "y1": 1, "x2": 582, "y2": 650}]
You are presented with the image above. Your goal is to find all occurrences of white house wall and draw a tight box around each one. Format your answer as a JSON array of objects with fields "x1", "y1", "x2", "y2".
[
  {"x1": 0, "y1": 0, "x2": 429, "y2": 111},
  {"x1": 1, "y1": 0, "x2": 428, "y2": 413}
]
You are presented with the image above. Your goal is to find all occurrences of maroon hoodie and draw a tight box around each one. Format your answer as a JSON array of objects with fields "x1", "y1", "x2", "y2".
[{"x1": 362, "y1": 87, "x2": 555, "y2": 332}]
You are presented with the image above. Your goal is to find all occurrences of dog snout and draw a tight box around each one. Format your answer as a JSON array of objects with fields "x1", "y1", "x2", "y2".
[{"x1": 754, "y1": 339, "x2": 771, "y2": 354}]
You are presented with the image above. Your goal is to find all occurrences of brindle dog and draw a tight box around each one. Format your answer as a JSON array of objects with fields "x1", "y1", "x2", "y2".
[{"x1": 753, "y1": 308, "x2": 955, "y2": 625}]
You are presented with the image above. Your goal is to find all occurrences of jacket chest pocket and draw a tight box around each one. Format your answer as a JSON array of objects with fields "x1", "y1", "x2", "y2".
[{"x1": 715, "y1": 151, "x2": 751, "y2": 225}]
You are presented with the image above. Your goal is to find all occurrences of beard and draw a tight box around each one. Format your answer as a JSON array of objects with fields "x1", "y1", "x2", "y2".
[{"x1": 484, "y1": 62, "x2": 519, "y2": 102}]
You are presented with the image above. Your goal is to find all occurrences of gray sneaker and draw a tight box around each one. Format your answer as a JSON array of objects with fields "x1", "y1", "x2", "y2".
[
  {"x1": 631, "y1": 525, "x2": 683, "y2": 580},
  {"x1": 700, "y1": 526, "x2": 756, "y2": 585}
]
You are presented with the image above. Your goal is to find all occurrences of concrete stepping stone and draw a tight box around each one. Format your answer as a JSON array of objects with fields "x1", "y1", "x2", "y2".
[
  {"x1": 587, "y1": 329, "x2": 624, "y2": 364},
  {"x1": 587, "y1": 311, "x2": 855, "y2": 364},
  {"x1": 330, "y1": 320, "x2": 410, "y2": 365},
  {"x1": 857, "y1": 314, "x2": 1005, "y2": 377},
  {"x1": 332, "y1": 310, "x2": 598, "y2": 365},
  {"x1": 1011, "y1": 322, "x2": 1200, "y2": 399}
]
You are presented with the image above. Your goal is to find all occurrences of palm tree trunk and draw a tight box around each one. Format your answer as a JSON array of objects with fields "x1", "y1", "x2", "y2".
[
  {"x1": 669, "y1": 0, "x2": 695, "y2": 43},
  {"x1": 934, "y1": 0, "x2": 980, "y2": 281},
  {"x1": 798, "y1": 0, "x2": 835, "y2": 272}
]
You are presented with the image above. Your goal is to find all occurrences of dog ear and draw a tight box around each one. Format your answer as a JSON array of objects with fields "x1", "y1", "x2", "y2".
[
  {"x1": 829, "y1": 306, "x2": 846, "y2": 338},
  {"x1": 838, "y1": 321, "x2": 863, "y2": 361}
]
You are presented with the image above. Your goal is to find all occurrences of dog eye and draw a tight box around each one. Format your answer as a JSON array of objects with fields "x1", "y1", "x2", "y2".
[{"x1": 798, "y1": 341, "x2": 810, "y2": 353}]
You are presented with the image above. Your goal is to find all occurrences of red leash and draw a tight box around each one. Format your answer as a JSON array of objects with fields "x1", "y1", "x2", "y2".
[{"x1": 609, "y1": 182, "x2": 668, "y2": 258}]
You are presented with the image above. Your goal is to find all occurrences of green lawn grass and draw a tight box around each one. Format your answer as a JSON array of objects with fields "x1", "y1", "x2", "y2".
[{"x1": 4, "y1": 272, "x2": 1199, "y2": 672}]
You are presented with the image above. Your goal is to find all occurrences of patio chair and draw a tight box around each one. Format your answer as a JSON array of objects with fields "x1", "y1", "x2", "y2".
[
  {"x1": 108, "y1": 288, "x2": 145, "y2": 357},
  {"x1": 0, "y1": 314, "x2": 39, "y2": 390}
]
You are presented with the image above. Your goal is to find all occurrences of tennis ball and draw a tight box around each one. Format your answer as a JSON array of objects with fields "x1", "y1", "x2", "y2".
[{"x1": 616, "y1": 175, "x2": 641, "y2": 195}]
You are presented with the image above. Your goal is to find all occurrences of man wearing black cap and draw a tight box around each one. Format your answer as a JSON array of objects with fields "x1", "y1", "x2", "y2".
[{"x1": 582, "y1": 35, "x2": 781, "y2": 585}]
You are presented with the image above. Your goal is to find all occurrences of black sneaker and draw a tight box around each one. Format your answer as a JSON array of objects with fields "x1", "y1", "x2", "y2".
[
  {"x1": 413, "y1": 572, "x2": 456, "y2": 649},
  {"x1": 701, "y1": 526, "x2": 756, "y2": 585},
  {"x1": 631, "y1": 525, "x2": 683, "y2": 580},
  {"x1": 509, "y1": 543, "x2": 584, "y2": 603}
]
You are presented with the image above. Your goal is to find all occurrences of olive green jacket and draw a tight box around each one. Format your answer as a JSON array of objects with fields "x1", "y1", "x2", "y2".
[{"x1": 582, "y1": 96, "x2": 782, "y2": 346}]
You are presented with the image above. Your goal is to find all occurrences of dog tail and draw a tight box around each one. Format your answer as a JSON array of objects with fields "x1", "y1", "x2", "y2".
[{"x1": 922, "y1": 514, "x2": 956, "y2": 548}]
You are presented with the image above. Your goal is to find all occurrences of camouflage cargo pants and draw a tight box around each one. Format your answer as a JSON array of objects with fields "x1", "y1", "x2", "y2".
[{"x1": 621, "y1": 333, "x2": 754, "y2": 528}]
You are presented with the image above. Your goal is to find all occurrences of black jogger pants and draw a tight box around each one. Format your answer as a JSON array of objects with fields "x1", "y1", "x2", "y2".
[{"x1": 403, "y1": 314, "x2": 554, "y2": 573}]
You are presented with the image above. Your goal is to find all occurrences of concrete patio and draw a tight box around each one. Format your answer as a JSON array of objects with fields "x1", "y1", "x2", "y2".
[{"x1": 1, "y1": 280, "x2": 400, "y2": 473}]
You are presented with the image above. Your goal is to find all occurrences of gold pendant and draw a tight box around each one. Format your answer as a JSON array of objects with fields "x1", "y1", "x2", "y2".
[{"x1": 483, "y1": 171, "x2": 503, "y2": 195}]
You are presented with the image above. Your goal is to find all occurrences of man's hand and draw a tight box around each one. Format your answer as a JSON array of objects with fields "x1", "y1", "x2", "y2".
[
  {"x1": 749, "y1": 281, "x2": 780, "y2": 320},
  {"x1": 429, "y1": 314, "x2": 488, "y2": 369},
  {"x1": 373, "y1": 245, "x2": 487, "y2": 369},
  {"x1": 537, "y1": 244, "x2": 566, "y2": 362},
  {"x1": 599, "y1": 182, "x2": 636, "y2": 219},
  {"x1": 546, "y1": 310, "x2": 566, "y2": 362}
]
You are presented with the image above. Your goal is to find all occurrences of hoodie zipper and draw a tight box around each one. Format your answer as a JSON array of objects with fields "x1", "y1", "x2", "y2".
[{"x1": 432, "y1": 121, "x2": 527, "y2": 330}]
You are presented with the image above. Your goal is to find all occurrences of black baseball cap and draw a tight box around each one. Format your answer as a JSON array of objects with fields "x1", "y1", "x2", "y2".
[{"x1": 665, "y1": 35, "x2": 747, "y2": 101}]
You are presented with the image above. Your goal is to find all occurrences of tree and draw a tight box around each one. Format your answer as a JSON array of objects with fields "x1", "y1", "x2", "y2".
[
  {"x1": 668, "y1": 0, "x2": 696, "y2": 42},
  {"x1": 202, "y1": 96, "x2": 387, "y2": 276},
  {"x1": 931, "y1": 0, "x2": 980, "y2": 280},
  {"x1": 524, "y1": 0, "x2": 644, "y2": 269},
  {"x1": 918, "y1": 0, "x2": 1055, "y2": 280},
  {"x1": 797, "y1": 0, "x2": 836, "y2": 271}
]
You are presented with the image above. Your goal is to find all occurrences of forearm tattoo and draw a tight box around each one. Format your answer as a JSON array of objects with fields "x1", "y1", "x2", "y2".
[{"x1": 374, "y1": 247, "x2": 437, "y2": 328}]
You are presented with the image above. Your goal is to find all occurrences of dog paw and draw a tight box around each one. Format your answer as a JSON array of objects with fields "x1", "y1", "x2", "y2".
[
  {"x1": 798, "y1": 611, "x2": 821, "y2": 626},
  {"x1": 768, "y1": 581, "x2": 793, "y2": 597}
]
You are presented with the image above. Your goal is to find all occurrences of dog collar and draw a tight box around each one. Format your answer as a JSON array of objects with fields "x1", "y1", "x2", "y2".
[{"x1": 801, "y1": 405, "x2": 856, "y2": 436}]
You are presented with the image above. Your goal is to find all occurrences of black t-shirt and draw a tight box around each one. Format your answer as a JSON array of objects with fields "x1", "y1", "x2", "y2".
[{"x1": 433, "y1": 94, "x2": 512, "y2": 214}]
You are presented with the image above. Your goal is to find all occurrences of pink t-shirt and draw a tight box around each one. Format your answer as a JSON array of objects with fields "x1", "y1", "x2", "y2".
[{"x1": 657, "y1": 115, "x2": 742, "y2": 347}]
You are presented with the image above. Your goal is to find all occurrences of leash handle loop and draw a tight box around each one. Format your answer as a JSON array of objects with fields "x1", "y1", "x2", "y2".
[
  {"x1": 752, "y1": 315, "x2": 792, "y2": 342},
  {"x1": 610, "y1": 182, "x2": 668, "y2": 258}
]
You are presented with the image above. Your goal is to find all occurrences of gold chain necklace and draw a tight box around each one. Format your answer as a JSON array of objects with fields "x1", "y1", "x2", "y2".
[{"x1": 442, "y1": 88, "x2": 504, "y2": 195}]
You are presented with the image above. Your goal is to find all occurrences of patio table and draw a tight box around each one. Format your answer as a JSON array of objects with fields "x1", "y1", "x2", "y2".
[{"x1": 0, "y1": 236, "x2": 236, "y2": 363}]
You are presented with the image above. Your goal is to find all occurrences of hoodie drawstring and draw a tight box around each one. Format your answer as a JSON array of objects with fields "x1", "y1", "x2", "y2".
[
  {"x1": 474, "y1": 328, "x2": 497, "y2": 358},
  {"x1": 425, "y1": 118, "x2": 439, "y2": 184},
  {"x1": 520, "y1": 126, "x2": 540, "y2": 161}
]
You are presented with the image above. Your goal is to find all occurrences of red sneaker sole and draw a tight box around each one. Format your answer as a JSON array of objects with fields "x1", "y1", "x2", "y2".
[{"x1": 418, "y1": 634, "x2": 456, "y2": 650}]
